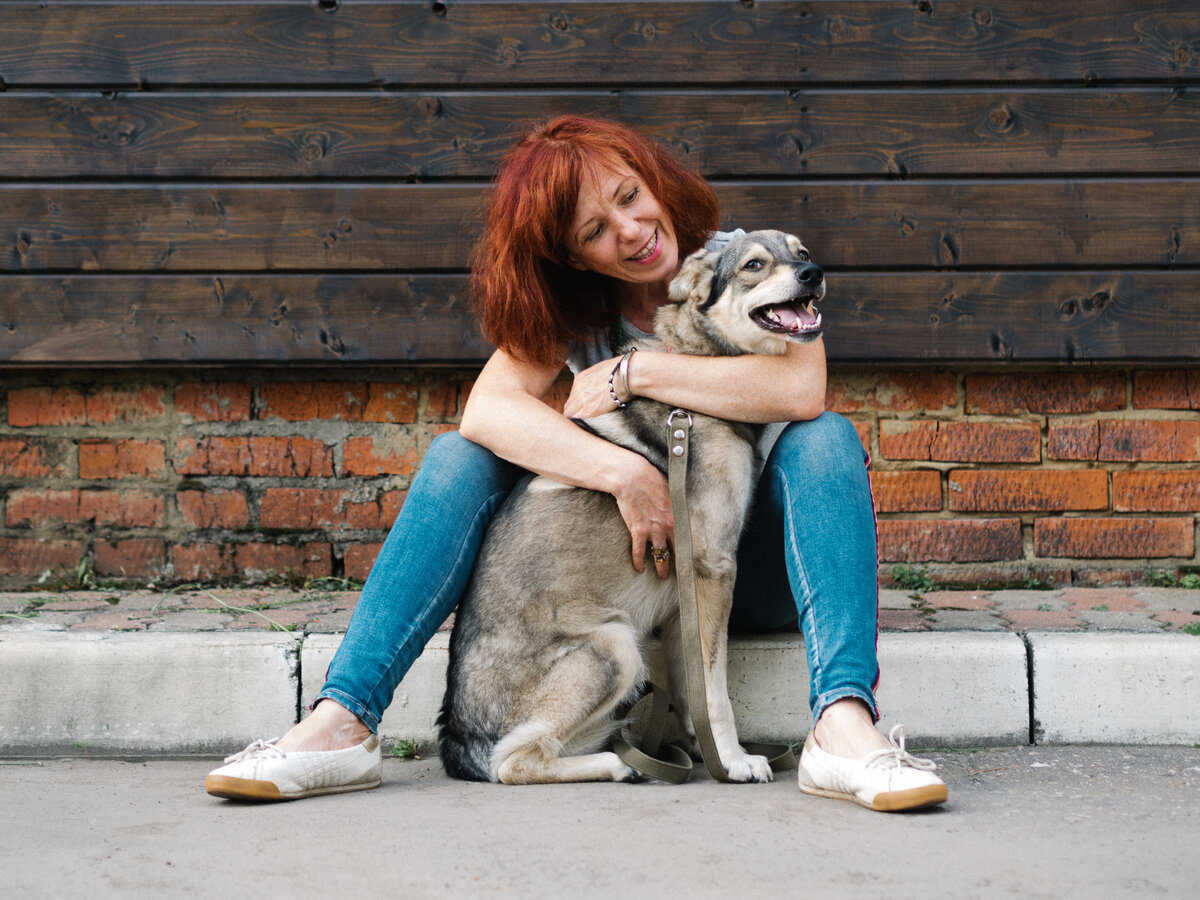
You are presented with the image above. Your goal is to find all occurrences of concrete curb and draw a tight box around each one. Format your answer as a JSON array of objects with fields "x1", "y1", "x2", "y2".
[
  {"x1": 0, "y1": 631, "x2": 299, "y2": 755},
  {"x1": 4, "y1": 626, "x2": 1198, "y2": 755}
]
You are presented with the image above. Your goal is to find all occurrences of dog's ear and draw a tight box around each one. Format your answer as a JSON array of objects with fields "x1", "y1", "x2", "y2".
[{"x1": 667, "y1": 247, "x2": 720, "y2": 305}]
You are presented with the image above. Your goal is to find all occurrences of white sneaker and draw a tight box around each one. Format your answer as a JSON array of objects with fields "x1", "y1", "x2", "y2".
[
  {"x1": 797, "y1": 724, "x2": 948, "y2": 812},
  {"x1": 206, "y1": 735, "x2": 382, "y2": 801}
]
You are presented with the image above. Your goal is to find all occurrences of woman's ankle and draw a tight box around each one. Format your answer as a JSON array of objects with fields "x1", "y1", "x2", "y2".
[
  {"x1": 276, "y1": 699, "x2": 372, "y2": 752},
  {"x1": 812, "y1": 698, "x2": 892, "y2": 760}
]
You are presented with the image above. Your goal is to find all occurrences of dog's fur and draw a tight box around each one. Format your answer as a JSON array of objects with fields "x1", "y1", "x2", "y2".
[{"x1": 437, "y1": 230, "x2": 825, "y2": 784}]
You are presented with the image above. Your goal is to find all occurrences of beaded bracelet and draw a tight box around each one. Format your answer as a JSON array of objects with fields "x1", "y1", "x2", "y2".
[{"x1": 607, "y1": 347, "x2": 638, "y2": 409}]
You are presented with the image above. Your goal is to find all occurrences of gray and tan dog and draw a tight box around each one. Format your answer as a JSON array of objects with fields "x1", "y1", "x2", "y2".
[{"x1": 438, "y1": 230, "x2": 824, "y2": 784}]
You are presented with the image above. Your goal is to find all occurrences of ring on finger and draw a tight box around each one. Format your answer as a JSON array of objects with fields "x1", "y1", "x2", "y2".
[{"x1": 650, "y1": 546, "x2": 671, "y2": 564}]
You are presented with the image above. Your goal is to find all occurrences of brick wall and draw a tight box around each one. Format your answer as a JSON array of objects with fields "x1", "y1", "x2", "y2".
[{"x1": 1, "y1": 367, "x2": 1197, "y2": 589}]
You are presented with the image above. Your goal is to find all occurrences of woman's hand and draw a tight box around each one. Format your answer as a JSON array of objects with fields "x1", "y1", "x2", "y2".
[
  {"x1": 562, "y1": 355, "x2": 624, "y2": 420},
  {"x1": 611, "y1": 454, "x2": 675, "y2": 579}
]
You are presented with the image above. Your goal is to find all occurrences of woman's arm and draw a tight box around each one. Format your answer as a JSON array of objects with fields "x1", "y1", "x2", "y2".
[
  {"x1": 562, "y1": 337, "x2": 827, "y2": 423},
  {"x1": 459, "y1": 348, "x2": 676, "y2": 577}
]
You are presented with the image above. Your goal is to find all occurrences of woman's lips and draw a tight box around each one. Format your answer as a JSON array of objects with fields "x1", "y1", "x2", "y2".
[{"x1": 628, "y1": 230, "x2": 660, "y2": 264}]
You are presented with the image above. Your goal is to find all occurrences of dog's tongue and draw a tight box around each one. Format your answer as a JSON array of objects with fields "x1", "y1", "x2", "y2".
[{"x1": 771, "y1": 303, "x2": 817, "y2": 332}]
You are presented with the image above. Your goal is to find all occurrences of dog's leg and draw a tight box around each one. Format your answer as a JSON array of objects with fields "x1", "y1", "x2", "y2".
[
  {"x1": 492, "y1": 622, "x2": 643, "y2": 784},
  {"x1": 695, "y1": 570, "x2": 773, "y2": 784}
]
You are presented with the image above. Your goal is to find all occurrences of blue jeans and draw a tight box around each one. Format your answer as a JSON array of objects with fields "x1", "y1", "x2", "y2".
[{"x1": 317, "y1": 411, "x2": 879, "y2": 731}]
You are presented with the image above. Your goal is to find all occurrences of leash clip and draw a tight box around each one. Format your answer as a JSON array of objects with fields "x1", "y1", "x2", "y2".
[{"x1": 667, "y1": 409, "x2": 693, "y2": 457}]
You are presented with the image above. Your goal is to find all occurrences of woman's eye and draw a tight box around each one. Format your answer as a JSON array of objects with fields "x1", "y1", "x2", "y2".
[
  {"x1": 584, "y1": 224, "x2": 602, "y2": 243},
  {"x1": 623, "y1": 188, "x2": 638, "y2": 204}
]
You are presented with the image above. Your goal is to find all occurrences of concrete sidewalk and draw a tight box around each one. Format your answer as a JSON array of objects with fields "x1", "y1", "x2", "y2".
[
  {"x1": 5, "y1": 746, "x2": 1199, "y2": 898},
  {"x1": 2, "y1": 586, "x2": 1199, "y2": 755}
]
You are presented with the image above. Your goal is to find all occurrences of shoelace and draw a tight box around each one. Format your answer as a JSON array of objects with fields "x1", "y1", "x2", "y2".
[
  {"x1": 223, "y1": 738, "x2": 285, "y2": 765},
  {"x1": 861, "y1": 724, "x2": 938, "y2": 773}
]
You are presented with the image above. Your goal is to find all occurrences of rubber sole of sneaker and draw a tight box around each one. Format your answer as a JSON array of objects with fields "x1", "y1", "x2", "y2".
[
  {"x1": 796, "y1": 764, "x2": 948, "y2": 812},
  {"x1": 205, "y1": 773, "x2": 381, "y2": 802}
]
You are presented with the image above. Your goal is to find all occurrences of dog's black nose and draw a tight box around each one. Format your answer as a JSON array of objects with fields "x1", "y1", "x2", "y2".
[{"x1": 798, "y1": 263, "x2": 824, "y2": 286}]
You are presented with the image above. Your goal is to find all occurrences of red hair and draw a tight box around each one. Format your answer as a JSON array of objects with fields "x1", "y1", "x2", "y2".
[{"x1": 471, "y1": 115, "x2": 720, "y2": 368}]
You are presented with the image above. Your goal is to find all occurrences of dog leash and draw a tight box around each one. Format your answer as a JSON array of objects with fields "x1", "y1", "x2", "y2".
[{"x1": 613, "y1": 410, "x2": 796, "y2": 783}]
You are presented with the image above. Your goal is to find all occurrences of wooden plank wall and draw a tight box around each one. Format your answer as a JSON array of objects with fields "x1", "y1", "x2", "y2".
[{"x1": 1, "y1": 1, "x2": 1198, "y2": 365}]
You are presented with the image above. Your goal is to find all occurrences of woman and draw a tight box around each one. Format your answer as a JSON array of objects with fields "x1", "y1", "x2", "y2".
[{"x1": 206, "y1": 115, "x2": 947, "y2": 812}]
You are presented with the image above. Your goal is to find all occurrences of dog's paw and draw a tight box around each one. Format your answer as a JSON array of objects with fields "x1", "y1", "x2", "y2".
[{"x1": 724, "y1": 752, "x2": 774, "y2": 784}]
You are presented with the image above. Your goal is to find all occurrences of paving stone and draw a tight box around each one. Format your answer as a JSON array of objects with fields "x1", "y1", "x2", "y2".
[
  {"x1": 145, "y1": 611, "x2": 234, "y2": 632},
  {"x1": 986, "y1": 590, "x2": 1065, "y2": 611},
  {"x1": 878, "y1": 609, "x2": 929, "y2": 631},
  {"x1": 926, "y1": 610, "x2": 1009, "y2": 631},
  {"x1": 1061, "y1": 587, "x2": 1144, "y2": 612},
  {"x1": 1076, "y1": 610, "x2": 1166, "y2": 632},
  {"x1": 1003, "y1": 610, "x2": 1085, "y2": 631},
  {"x1": 877, "y1": 589, "x2": 918, "y2": 610},
  {"x1": 922, "y1": 591, "x2": 994, "y2": 611},
  {"x1": 1152, "y1": 610, "x2": 1200, "y2": 631},
  {"x1": 1131, "y1": 588, "x2": 1200, "y2": 612}
]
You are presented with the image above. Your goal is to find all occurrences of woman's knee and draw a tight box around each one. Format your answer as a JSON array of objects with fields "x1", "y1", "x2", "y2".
[
  {"x1": 771, "y1": 412, "x2": 867, "y2": 470},
  {"x1": 418, "y1": 430, "x2": 523, "y2": 495}
]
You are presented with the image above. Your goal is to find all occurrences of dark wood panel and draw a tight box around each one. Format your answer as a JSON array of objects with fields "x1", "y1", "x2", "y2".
[
  {"x1": 3, "y1": 88, "x2": 1199, "y2": 179},
  {"x1": 3, "y1": 2, "x2": 1197, "y2": 87},
  {"x1": 5, "y1": 182, "x2": 1197, "y2": 272},
  {"x1": 829, "y1": 272, "x2": 1199, "y2": 362},
  {"x1": 1, "y1": 272, "x2": 1197, "y2": 364},
  {"x1": 0, "y1": 275, "x2": 487, "y2": 365}
]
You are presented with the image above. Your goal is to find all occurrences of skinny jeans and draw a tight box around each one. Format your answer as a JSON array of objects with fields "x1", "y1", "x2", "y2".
[{"x1": 317, "y1": 411, "x2": 880, "y2": 731}]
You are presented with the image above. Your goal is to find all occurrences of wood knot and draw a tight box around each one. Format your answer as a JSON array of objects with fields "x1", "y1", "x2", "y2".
[
  {"x1": 418, "y1": 97, "x2": 443, "y2": 118},
  {"x1": 314, "y1": 0, "x2": 340, "y2": 12}
]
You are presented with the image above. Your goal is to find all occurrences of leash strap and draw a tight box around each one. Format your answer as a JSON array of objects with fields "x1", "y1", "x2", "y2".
[{"x1": 666, "y1": 409, "x2": 796, "y2": 782}]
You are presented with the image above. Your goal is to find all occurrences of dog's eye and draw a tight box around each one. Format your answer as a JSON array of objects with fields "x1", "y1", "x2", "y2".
[
  {"x1": 797, "y1": 249, "x2": 810, "y2": 262},
  {"x1": 743, "y1": 259, "x2": 765, "y2": 271}
]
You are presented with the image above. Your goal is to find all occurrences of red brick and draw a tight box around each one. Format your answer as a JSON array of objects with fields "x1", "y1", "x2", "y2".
[
  {"x1": 344, "y1": 542, "x2": 382, "y2": 581},
  {"x1": 5, "y1": 488, "x2": 80, "y2": 526},
  {"x1": 260, "y1": 382, "x2": 366, "y2": 421},
  {"x1": 363, "y1": 383, "x2": 418, "y2": 424},
  {"x1": 426, "y1": 382, "x2": 461, "y2": 419},
  {"x1": 965, "y1": 372, "x2": 1125, "y2": 414},
  {"x1": 78, "y1": 440, "x2": 166, "y2": 479},
  {"x1": 93, "y1": 539, "x2": 166, "y2": 577},
  {"x1": 344, "y1": 491, "x2": 406, "y2": 530},
  {"x1": 341, "y1": 436, "x2": 419, "y2": 477},
  {"x1": 932, "y1": 421, "x2": 1040, "y2": 463},
  {"x1": 173, "y1": 543, "x2": 236, "y2": 581},
  {"x1": 84, "y1": 385, "x2": 166, "y2": 425},
  {"x1": 0, "y1": 437, "x2": 71, "y2": 477},
  {"x1": 877, "y1": 518, "x2": 1022, "y2": 562},
  {"x1": 879, "y1": 420, "x2": 1039, "y2": 463},
  {"x1": 235, "y1": 542, "x2": 332, "y2": 579},
  {"x1": 853, "y1": 421, "x2": 871, "y2": 454},
  {"x1": 175, "y1": 383, "x2": 252, "y2": 422},
  {"x1": 177, "y1": 490, "x2": 251, "y2": 529},
  {"x1": 1034, "y1": 517, "x2": 1194, "y2": 559},
  {"x1": 826, "y1": 371, "x2": 957, "y2": 414},
  {"x1": 7, "y1": 386, "x2": 87, "y2": 426},
  {"x1": 260, "y1": 488, "x2": 348, "y2": 530},
  {"x1": 1112, "y1": 471, "x2": 1200, "y2": 513},
  {"x1": 1132, "y1": 370, "x2": 1200, "y2": 410},
  {"x1": 80, "y1": 490, "x2": 164, "y2": 527},
  {"x1": 174, "y1": 436, "x2": 333, "y2": 477},
  {"x1": 878, "y1": 421, "x2": 937, "y2": 460},
  {"x1": 1153, "y1": 610, "x2": 1200, "y2": 631},
  {"x1": 1048, "y1": 419, "x2": 1099, "y2": 460},
  {"x1": 870, "y1": 470, "x2": 942, "y2": 512},
  {"x1": 1099, "y1": 420, "x2": 1200, "y2": 462},
  {"x1": 949, "y1": 470, "x2": 1108, "y2": 512},
  {"x1": 0, "y1": 538, "x2": 86, "y2": 575}
]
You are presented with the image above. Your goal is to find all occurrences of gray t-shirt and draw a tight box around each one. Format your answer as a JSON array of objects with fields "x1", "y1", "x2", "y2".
[{"x1": 563, "y1": 227, "x2": 786, "y2": 457}]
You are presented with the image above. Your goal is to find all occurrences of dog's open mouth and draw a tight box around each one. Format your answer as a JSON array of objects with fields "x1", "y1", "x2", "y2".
[{"x1": 751, "y1": 300, "x2": 822, "y2": 336}]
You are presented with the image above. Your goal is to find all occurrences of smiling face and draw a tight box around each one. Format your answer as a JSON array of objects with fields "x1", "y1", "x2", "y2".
[{"x1": 566, "y1": 165, "x2": 681, "y2": 286}]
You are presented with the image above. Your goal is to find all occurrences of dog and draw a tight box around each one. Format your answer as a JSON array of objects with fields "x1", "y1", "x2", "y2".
[{"x1": 437, "y1": 230, "x2": 825, "y2": 784}]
